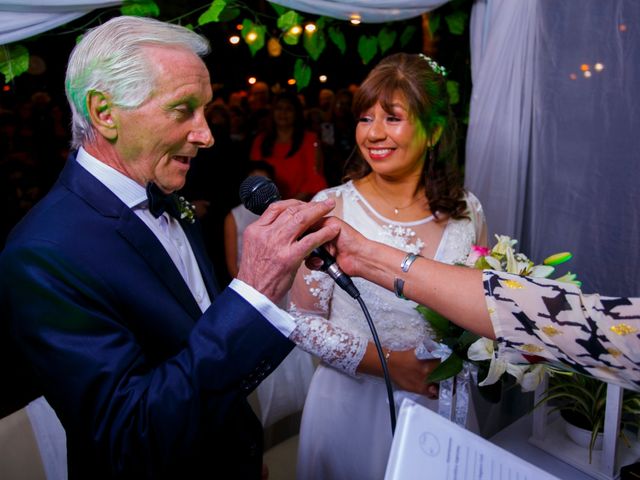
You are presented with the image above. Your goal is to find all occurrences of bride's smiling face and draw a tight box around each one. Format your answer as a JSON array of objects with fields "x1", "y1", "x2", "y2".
[{"x1": 355, "y1": 92, "x2": 428, "y2": 180}]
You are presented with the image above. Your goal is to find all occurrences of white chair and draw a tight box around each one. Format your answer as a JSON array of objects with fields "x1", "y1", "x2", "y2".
[{"x1": 0, "y1": 397, "x2": 67, "y2": 480}]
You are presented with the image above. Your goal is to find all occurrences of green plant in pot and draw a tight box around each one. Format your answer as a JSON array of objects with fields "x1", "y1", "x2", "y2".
[{"x1": 535, "y1": 372, "x2": 640, "y2": 463}]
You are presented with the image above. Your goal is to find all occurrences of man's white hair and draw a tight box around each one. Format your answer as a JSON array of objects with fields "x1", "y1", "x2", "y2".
[{"x1": 65, "y1": 16, "x2": 210, "y2": 149}]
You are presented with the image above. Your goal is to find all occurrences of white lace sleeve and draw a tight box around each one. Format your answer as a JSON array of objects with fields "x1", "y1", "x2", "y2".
[{"x1": 286, "y1": 190, "x2": 369, "y2": 377}]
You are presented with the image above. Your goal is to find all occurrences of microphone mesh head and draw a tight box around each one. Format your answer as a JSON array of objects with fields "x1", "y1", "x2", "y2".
[{"x1": 239, "y1": 175, "x2": 281, "y2": 215}]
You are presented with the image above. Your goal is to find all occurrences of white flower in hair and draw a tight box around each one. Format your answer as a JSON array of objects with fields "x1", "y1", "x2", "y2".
[{"x1": 419, "y1": 53, "x2": 447, "y2": 77}]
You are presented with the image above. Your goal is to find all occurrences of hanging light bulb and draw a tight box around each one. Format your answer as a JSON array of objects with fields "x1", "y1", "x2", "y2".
[
  {"x1": 229, "y1": 35, "x2": 240, "y2": 45},
  {"x1": 350, "y1": 14, "x2": 361, "y2": 25}
]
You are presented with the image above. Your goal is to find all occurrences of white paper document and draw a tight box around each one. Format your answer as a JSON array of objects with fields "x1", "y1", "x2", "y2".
[{"x1": 385, "y1": 399, "x2": 559, "y2": 480}]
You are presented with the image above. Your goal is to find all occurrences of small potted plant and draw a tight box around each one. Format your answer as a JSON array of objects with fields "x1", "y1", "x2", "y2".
[{"x1": 535, "y1": 372, "x2": 640, "y2": 463}]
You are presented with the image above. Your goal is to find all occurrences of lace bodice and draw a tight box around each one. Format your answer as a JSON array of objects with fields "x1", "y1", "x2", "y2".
[{"x1": 288, "y1": 181, "x2": 487, "y2": 375}]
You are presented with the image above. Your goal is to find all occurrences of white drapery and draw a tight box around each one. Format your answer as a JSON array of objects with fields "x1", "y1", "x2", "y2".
[
  {"x1": 270, "y1": 0, "x2": 448, "y2": 23},
  {"x1": 464, "y1": 0, "x2": 537, "y2": 241},
  {"x1": 0, "y1": 0, "x2": 121, "y2": 45}
]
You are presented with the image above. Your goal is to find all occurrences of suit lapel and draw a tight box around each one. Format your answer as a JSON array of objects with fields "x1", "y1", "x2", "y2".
[{"x1": 60, "y1": 155, "x2": 203, "y2": 320}]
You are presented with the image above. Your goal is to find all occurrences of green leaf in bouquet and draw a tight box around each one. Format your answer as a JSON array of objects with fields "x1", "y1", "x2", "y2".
[
  {"x1": 416, "y1": 305, "x2": 450, "y2": 339},
  {"x1": 427, "y1": 352, "x2": 463, "y2": 382},
  {"x1": 458, "y1": 329, "x2": 480, "y2": 350}
]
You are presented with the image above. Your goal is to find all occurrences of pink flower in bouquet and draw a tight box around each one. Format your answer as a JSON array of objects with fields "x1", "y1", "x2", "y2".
[{"x1": 465, "y1": 245, "x2": 491, "y2": 267}]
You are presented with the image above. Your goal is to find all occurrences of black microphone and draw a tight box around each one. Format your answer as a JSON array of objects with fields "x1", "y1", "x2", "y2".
[{"x1": 239, "y1": 176, "x2": 360, "y2": 299}]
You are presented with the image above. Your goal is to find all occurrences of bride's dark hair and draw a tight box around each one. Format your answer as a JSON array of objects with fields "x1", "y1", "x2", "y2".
[{"x1": 345, "y1": 52, "x2": 467, "y2": 220}]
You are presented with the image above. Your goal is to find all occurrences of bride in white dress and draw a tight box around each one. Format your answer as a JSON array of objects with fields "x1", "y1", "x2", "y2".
[{"x1": 288, "y1": 53, "x2": 487, "y2": 480}]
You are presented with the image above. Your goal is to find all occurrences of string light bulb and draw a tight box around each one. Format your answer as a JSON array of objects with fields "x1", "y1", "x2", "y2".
[
  {"x1": 229, "y1": 35, "x2": 240, "y2": 45},
  {"x1": 248, "y1": 77, "x2": 257, "y2": 85},
  {"x1": 350, "y1": 14, "x2": 361, "y2": 25},
  {"x1": 246, "y1": 31, "x2": 258, "y2": 43},
  {"x1": 319, "y1": 75, "x2": 328, "y2": 83},
  {"x1": 305, "y1": 23, "x2": 316, "y2": 33},
  {"x1": 287, "y1": 78, "x2": 296, "y2": 86},
  {"x1": 290, "y1": 25, "x2": 302, "y2": 35}
]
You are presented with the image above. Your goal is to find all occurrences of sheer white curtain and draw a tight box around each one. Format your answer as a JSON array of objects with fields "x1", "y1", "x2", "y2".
[
  {"x1": 523, "y1": 0, "x2": 640, "y2": 297},
  {"x1": 0, "y1": 1, "x2": 121, "y2": 45},
  {"x1": 464, "y1": 0, "x2": 537, "y2": 241},
  {"x1": 270, "y1": 0, "x2": 449, "y2": 23}
]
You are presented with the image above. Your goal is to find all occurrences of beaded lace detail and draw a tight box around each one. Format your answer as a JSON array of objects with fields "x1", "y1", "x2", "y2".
[{"x1": 288, "y1": 181, "x2": 486, "y2": 376}]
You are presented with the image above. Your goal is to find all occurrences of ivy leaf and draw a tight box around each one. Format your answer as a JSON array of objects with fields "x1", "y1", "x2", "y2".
[
  {"x1": 283, "y1": 29, "x2": 301, "y2": 46},
  {"x1": 429, "y1": 13, "x2": 441, "y2": 36},
  {"x1": 270, "y1": 2, "x2": 287, "y2": 16},
  {"x1": 446, "y1": 80, "x2": 460, "y2": 105},
  {"x1": 198, "y1": 0, "x2": 227, "y2": 26},
  {"x1": 0, "y1": 44, "x2": 29, "y2": 83},
  {"x1": 218, "y1": 7, "x2": 240, "y2": 22},
  {"x1": 399, "y1": 25, "x2": 417, "y2": 47},
  {"x1": 357, "y1": 35, "x2": 378, "y2": 65},
  {"x1": 241, "y1": 19, "x2": 266, "y2": 56},
  {"x1": 120, "y1": 0, "x2": 159, "y2": 17},
  {"x1": 303, "y1": 28, "x2": 326, "y2": 61},
  {"x1": 328, "y1": 26, "x2": 346, "y2": 54},
  {"x1": 445, "y1": 10, "x2": 468, "y2": 35},
  {"x1": 427, "y1": 352, "x2": 463, "y2": 383},
  {"x1": 277, "y1": 10, "x2": 302, "y2": 31},
  {"x1": 377, "y1": 27, "x2": 397, "y2": 55},
  {"x1": 293, "y1": 58, "x2": 311, "y2": 91}
]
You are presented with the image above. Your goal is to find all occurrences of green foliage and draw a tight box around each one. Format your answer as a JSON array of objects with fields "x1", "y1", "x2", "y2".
[
  {"x1": 303, "y1": 28, "x2": 326, "y2": 60},
  {"x1": 197, "y1": 0, "x2": 227, "y2": 26},
  {"x1": 120, "y1": 0, "x2": 160, "y2": 17},
  {"x1": 0, "y1": 44, "x2": 29, "y2": 83},
  {"x1": 241, "y1": 19, "x2": 266, "y2": 56},
  {"x1": 357, "y1": 35, "x2": 378, "y2": 65},
  {"x1": 416, "y1": 304, "x2": 480, "y2": 383},
  {"x1": 293, "y1": 58, "x2": 311, "y2": 91},
  {"x1": 377, "y1": 27, "x2": 397, "y2": 55},
  {"x1": 535, "y1": 373, "x2": 640, "y2": 462},
  {"x1": 277, "y1": 10, "x2": 302, "y2": 31},
  {"x1": 445, "y1": 10, "x2": 468, "y2": 35},
  {"x1": 446, "y1": 80, "x2": 460, "y2": 105},
  {"x1": 328, "y1": 26, "x2": 346, "y2": 54},
  {"x1": 399, "y1": 25, "x2": 417, "y2": 47}
]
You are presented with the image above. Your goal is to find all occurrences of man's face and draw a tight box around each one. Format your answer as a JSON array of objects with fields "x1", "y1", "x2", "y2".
[{"x1": 113, "y1": 45, "x2": 213, "y2": 193}]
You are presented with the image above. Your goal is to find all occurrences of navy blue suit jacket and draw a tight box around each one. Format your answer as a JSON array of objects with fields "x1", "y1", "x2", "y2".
[{"x1": 0, "y1": 154, "x2": 294, "y2": 478}]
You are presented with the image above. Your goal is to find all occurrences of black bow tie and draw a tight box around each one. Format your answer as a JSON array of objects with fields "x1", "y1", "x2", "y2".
[{"x1": 146, "y1": 182, "x2": 181, "y2": 220}]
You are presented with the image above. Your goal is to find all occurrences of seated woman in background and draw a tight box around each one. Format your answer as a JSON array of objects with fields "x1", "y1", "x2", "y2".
[{"x1": 250, "y1": 91, "x2": 327, "y2": 200}]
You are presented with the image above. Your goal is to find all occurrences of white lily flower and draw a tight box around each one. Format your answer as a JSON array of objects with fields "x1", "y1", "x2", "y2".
[
  {"x1": 492, "y1": 235, "x2": 517, "y2": 256},
  {"x1": 519, "y1": 364, "x2": 547, "y2": 392},
  {"x1": 478, "y1": 354, "x2": 507, "y2": 386},
  {"x1": 505, "y1": 246, "x2": 519, "y2": 273},
  {"x1": 484, "y1": 255, "x2": 503, "y2": 271},
  {"x1": 467, "y1": 337, "x2": 494, "y2": 361},
  {"x1": 529, "y1": 265, "x2": 555, "y2": 278}
]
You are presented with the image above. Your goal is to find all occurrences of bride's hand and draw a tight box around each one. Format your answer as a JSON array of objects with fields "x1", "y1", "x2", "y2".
[{"x1": 387, "y1": 349, "x2": 439, "y2": 399}]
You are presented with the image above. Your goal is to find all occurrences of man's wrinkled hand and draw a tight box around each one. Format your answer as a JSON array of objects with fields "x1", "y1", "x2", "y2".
[{"x1": 237, "y1": 199, "x2": 338, "y2": 303}]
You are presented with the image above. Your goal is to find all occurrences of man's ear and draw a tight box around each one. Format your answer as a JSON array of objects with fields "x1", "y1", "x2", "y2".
[{"x1": 87, "y1": 91, "x2": 118, "y2": 141}]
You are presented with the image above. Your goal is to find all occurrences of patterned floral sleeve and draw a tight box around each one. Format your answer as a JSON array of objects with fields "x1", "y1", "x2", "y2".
[
  {"x1": 483, "y1": 270, "x2": 640, "y2": 390},
  {"x1": 286, "y1": 189, "x2": 368, "y2": 377}
]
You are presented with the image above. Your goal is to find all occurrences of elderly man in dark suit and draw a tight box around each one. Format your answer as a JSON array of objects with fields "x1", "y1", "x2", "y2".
[{"x1": 0, "y1": 16, "x2": 338, "y2": 479}]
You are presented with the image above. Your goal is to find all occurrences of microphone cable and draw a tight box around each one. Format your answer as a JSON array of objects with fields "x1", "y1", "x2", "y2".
[{"x1": 240, "y1": 175, "x2": 396, "y2": 435}]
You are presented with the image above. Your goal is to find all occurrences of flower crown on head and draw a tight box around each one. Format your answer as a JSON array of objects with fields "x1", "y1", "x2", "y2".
[{"x1": 419, "y1": 53, "x2": 447, "y2": 77}]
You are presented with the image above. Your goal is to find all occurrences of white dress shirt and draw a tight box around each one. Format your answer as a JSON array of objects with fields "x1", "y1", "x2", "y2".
[{"x1": 75, "y1": 148, "x2": 296, "y2": 337}]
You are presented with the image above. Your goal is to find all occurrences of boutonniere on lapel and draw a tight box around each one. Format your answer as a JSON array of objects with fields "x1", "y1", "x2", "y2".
[
  {"x1": 146, "y1": 182, "x2": 197, "y2": 224},
  {"x1": 175, "y1": 195, "x2": 196, "y2": 224}
]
